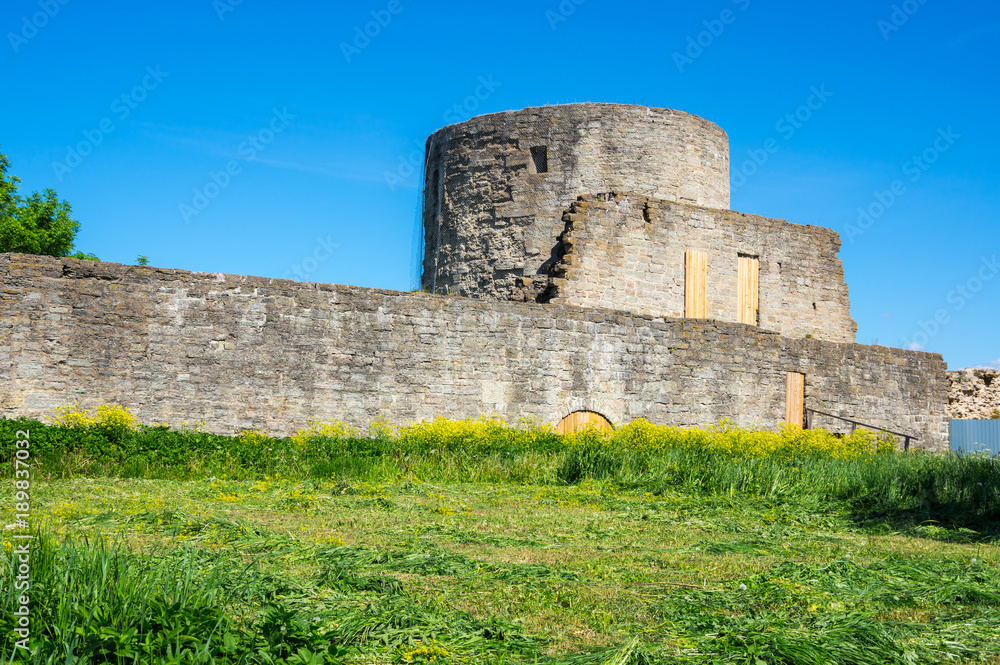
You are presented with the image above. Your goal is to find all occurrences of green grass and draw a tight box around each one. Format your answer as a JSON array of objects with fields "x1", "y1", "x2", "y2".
[
  {"x1": 0, "y1": 417, "x2": 999, "y2": 663},
  {"x1": 2, "y1": 416, "x2": 997, "y2": 535}
]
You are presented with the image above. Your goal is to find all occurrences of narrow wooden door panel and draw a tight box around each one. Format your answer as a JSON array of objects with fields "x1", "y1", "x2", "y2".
[
  {"x1": 737, "y1": 255, "x2": 759, "y2": 325},
  {"x1": 785, "y1": 372, "x2": 805, "y2": 426},
  {"x1": 685, "y1": 249, "x2": 708, "y2": 318}
]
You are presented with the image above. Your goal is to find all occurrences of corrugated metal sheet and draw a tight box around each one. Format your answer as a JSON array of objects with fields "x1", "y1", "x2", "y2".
[{"x1": 950, "y1": 420, "x2": 1000, "y2": 457}]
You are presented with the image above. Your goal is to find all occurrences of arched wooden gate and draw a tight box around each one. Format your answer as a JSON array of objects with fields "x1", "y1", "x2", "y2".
[{"x1": 555, "y1": 411, "x2": 614, "y2": 435}]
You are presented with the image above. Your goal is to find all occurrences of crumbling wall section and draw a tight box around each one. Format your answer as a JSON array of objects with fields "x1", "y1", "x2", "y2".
[
  {"x1": 949, "y1": 369, "x2": 1000, "y2": 419},
  {"x1": 532, "y1": 193, "x2": 856, "y2": 343}
]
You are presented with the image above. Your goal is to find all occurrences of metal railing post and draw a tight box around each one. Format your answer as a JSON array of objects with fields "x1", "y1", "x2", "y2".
[{"x1": 803, "y1": 407, "x2": 918, "y2": 449}]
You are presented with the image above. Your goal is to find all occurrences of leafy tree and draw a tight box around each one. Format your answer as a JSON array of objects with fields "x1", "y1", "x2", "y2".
[{"x1": 0, "y1": 148, "x2": 97, "y2": 260}]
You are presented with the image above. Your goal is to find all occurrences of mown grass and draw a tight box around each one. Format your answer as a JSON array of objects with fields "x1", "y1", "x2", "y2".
[
  {"x1": 0, "y1": 410, "x2": 998, "y2": 663},
  {"x1": 2, "y1": 412, "x2": 997, "y2": 534}
]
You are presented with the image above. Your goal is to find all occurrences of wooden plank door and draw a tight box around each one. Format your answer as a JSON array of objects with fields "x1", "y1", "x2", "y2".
[
  {"x1": 737, "y1": 255, "x2": 759, "y2": 325},
  {"x1": 685, "y1": 249, "x2": 708, "y2": 318},
  {"x1": 556, "y1": 411, "x2": 614, "y2": 435},
  {"x1": 785, "y1": 372, "x2": 805, "y2": 427}
]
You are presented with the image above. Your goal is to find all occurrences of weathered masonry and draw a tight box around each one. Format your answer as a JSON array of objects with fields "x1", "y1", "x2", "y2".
[
  {"x1": 0, "y1": 253, "x2": 948, "y2": 447},
  {"x1": 0, "y1": 103, "x2": 951, "y2": 449},
  {"x1": 532, "y1": 193, "x2": 856, "y2": 344},
  {"x1": 421, "y1": 104, "x2": 854, "y2": 344},
  {"x1": 422, "y1": 104, "x2": 730, "y2": 303}
]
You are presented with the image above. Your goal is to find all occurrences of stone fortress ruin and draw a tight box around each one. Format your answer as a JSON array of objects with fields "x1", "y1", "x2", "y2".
[
  {"x1": 0, "y1": 103, "x2": 951, "y2": 448},
  {"x1": 422, "y1": 105, "x2": 855, "y2": 344}
]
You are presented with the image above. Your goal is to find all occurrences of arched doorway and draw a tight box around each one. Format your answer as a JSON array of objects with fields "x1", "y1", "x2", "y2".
[{"x1": 555, "y1": 410, "x2": 614, "y2": 435}]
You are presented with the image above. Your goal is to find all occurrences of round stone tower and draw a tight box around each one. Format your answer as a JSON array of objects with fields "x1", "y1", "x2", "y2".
[{"x1": 420, "y1": 103, "x2": 730, "y2": 299}]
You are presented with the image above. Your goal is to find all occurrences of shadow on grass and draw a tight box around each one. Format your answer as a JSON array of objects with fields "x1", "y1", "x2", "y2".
[{"x1": 849, "y1": 508, "x2": 1000, "y2": 544}]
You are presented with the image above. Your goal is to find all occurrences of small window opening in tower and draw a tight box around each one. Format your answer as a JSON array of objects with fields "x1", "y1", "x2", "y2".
[{"x1": 529, "y1": 146, "x2": 548, "y2": 174}]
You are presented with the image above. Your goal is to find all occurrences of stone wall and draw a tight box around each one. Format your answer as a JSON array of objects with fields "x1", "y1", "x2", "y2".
[
  {"x1": 422, "y1": 103, "x2": 730, "y2": 300},
  {"x1": 949, "y1": 369, "x2": 1000, "y2": 419},
  {"x1": 531, "y1": 193, "x2": 856, "y2": 344},
  {"x1": 0, "y1": 254, "x2": 947, "y2": 449}
]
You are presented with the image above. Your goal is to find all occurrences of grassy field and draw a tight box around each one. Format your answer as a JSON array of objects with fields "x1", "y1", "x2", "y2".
[{"x1": 1, "y1": 411, "x2": 999, "y2": 664}]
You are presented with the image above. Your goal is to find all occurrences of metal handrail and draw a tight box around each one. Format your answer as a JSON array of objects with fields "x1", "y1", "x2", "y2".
[{"x1": 804, "y1": 407, "x2": 918, "y2": 451}]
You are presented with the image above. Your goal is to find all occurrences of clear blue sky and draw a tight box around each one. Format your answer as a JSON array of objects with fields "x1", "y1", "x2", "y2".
[{"x1": 2, "y1": 0, "x2": 997, "y2": 370}]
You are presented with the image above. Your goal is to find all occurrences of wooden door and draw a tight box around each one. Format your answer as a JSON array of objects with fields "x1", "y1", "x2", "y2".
[
  {"x1": 785, "y1": 372, "x2": 805, "y2": 427},
  {"x1": 685, "y1": 249, "x2": 708, "y2": 318},
  {"x1": 555, "y1": 411, "x2": 614, "y2": 435},
  {"x1": 737, "y1": 255, "x2": 759, "y2": 325}
]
